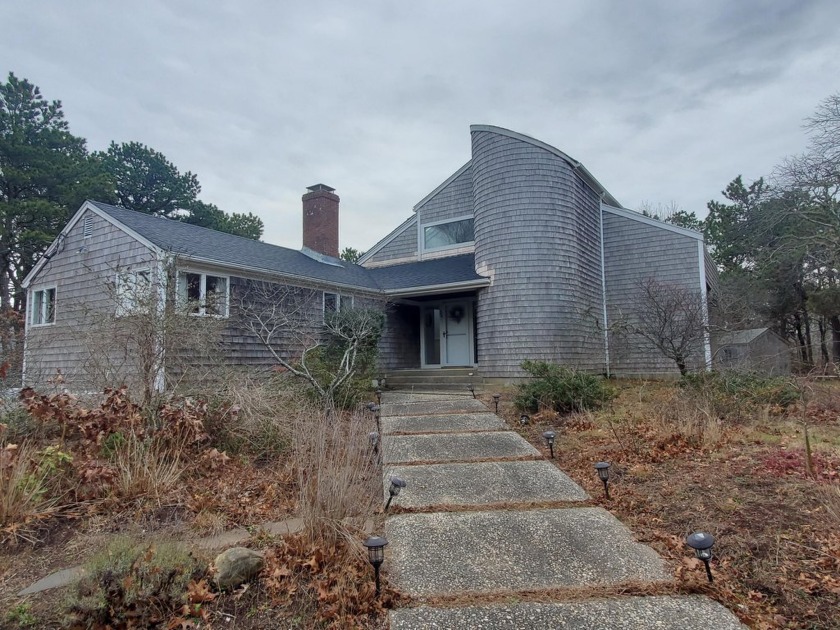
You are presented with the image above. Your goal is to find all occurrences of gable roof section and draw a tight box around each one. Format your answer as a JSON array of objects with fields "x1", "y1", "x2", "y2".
[
  {"x1": 601, "y1": 203, "x2": 705, "y2": 241},
  {"x1": 471, "y1": 125, "x2": 621, "y2": 208},
  {"x1": 368, "y1": 254, "x2": 489, "y2": 295},
  {"x1": 89, "y1": 201, "x2": 380, "y2": 290},
  {"x1": 715, "y1": 328, "x2": 787, "y2": 346},
  {"x1": 357, "y1": 214, "x2": 417, "y2": 265}
]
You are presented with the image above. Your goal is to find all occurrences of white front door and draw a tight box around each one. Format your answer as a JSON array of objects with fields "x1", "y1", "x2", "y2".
[{"x1": 443, "y1": 301, "x2": 471, "y2": 366}]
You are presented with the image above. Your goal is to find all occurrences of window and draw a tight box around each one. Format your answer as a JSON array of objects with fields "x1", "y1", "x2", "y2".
[
  {"x1": 323, "y1": 292, "x2": 354, "y2": 321},
  {"x1": 422, "y1": 217, "x2": 474, "y2": 251},
  {"x1": 177, "y1": 271, "x2": 229, "y2": 317},
  {"x1": 116, "y1": 269, "x2": 152, "y2": 317},
  {"x1": 30, "y1": 287, "x2": 56, "y2": 326}
]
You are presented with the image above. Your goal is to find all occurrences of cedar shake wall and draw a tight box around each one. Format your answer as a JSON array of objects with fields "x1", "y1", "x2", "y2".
[
  {"x1": 415, "y1": 165, "x2": 474, "y2": 226},
  {"x1": 378, "y1": 303, "x2": 421, "y2": 371},
  {"x1": 24, "y1": 209, "x2": 156, "y2": 391},
  {"x1": 601, "y1": 210, "x2": 704, "y2": 377},
  {"x1": 471, "y1": 129, "x2": 606, "y2": 378},
  {"x1": 366, "y1": 219, "x2": 418, "y2": 264}
]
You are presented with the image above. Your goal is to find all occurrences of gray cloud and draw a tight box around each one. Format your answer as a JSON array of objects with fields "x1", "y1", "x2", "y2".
[{"x1": 2, "y1": 0, "x2": 838, "y2": 250}]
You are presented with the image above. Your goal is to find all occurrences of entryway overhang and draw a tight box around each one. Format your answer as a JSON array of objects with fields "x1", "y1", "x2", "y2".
[{"x1": 383, "y1": 278, "x2": 490, "y2": 299}]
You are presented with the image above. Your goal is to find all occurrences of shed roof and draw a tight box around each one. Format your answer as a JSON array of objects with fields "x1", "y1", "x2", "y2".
[{"x1": 715, "y1": 328, "x2": 774, "y2": 346}]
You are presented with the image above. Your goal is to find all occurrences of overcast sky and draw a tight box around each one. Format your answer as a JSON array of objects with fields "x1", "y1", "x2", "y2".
[{"x1": 3, "y1": 1, "x2": 839, "y2": 252}]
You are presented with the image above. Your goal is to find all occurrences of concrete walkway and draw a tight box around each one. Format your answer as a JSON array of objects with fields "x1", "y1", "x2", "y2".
[{"x1": 380, "y1": 392, "x2": 745, "y2": 629}]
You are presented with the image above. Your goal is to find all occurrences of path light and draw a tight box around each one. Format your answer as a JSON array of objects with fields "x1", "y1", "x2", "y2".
[
  {"x1": 686, "y1": 532, "x2": 715, "y2": 583},
  {"x1": 542, "y1": 430, "x2": 556, "y2": 459},
  {"x1": 375, "y1": 387, "x2": 382, "y2": 405},
  {"x1": 594, "y1": 461, "x2": 611, "y2": 500},
  {"x1": 519, "y1": 414, "x2": 530, "y2": 426},
  {"x1": 492, "y1": 394, "x2": 501, "y2": 414},
  {"x1": 467, "y1": 383, "x2": 476, "y2": 398},
  {"x1": 363, "y1": 536, "x2": 388, "y2": 596},
  {"x1": 385, "y1": 476, "x2": 407, "y2": 511}
]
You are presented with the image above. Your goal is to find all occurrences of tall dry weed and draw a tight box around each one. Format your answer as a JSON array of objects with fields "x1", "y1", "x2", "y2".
[
  {"x1": 292, "y1": 403, "x2": 379, "y2": 545},
  {"x1": 113, "y1": 434, "x2": 185, "y2": 504},
  {"x1": 651, "y1": 393, "x2": 726, "y2": 449},
  {"x1": 819, "y1": 484, "x2": 840, "y2": 529},
  {"x1": 0, "y1": 441, "x2": 63, "y2": 543}
]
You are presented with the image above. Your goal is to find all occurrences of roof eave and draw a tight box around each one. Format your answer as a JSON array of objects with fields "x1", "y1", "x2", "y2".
[{"x1": 382, "y1": 278, "x2": 490, "y2": 297}]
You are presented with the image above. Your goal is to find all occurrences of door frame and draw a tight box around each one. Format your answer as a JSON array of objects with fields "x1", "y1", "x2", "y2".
[{"x1": 419, "y1": 299, "x2": 475, "y2": 368}]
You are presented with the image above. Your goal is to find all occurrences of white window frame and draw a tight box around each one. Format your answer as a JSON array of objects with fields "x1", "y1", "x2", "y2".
[
  {"x1": 29, "y1": 285, "x2": 57, "y2": 327},
  {"x1": 419, "y1": 214, "x2": 475, "y2": 253},
  {"x1": 176, "y1": 269, "x2": 230, "y2": 318},
  {"x1": 115, "y1": 268, "x2": 152, "y2": 317},
  {"x1": 322, "y1": 292, "x2": 354, "y2": 321}
]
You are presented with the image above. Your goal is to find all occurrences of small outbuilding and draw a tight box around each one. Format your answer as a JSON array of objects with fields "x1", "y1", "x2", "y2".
[{"x1": 712, "y1": 328, "x2": 791, "y2": 376}]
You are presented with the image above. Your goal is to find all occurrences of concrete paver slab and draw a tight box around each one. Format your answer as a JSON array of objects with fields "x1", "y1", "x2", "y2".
[
  {"x1": 384, "y1": 460, "x2": 589, "y2": 508},
  {"x1": 389, "y1": 596, "x2": 746, "y2": 629},
  {"x1": 381, "y1": 412, "x2": 505, "y2": 435},
  {"x1": 18, "y1": 566, "x2": 85, "y2": 595},
  {"x1": 385, "y1": 508, "x2": 669, "y2": 596},
  {"x1": 382, "y1": 431, "x2": 540, "y2": 464},
  {"x1": 382, "y1": 399, "x2": 488, "y2": 416}
]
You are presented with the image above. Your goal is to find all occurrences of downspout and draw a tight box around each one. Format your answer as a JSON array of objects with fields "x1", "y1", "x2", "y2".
[
  {"x1": 698, "y1": 241, "x2": 712, "y2": 370},
  {"x1": 152, "y1": 255, "x2": 169, "y2": 393},
  {"x1": 598, "y1": 198, "x2": 611, "y2": 377},
  {"x1": 20, "y1": 289, "x2": 29, "y2": 387}
]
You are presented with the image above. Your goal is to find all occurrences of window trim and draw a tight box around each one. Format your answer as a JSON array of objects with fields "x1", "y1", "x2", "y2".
[
  {"x1": 29, "y1": 285, "x2": 57, "y2": 327},
  {"x1": 115, "y1": 268, "x2": 152, "y2": 318},
  {"x1": 322, "y1": 291, "x2": 354, "y2": 321},
  {"x1": 419, "y1": 214, "x2": 475, "y2": 253},
  {"x1": 176, "y1": 269, "x2": 230, "y2": 318}
]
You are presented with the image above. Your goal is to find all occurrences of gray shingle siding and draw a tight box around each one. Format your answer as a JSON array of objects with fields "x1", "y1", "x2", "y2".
[
  {"x1": 602, "y1": 211, "x2": 704, "y2": 377},
  {"x1": 24, "y1": 209, "x2": 157, "y2": 391},
  {"x1": 366, "y1": 219, "x2": 418, "y2": 264},
  {"x1": 471, "y1": 129, "x2": 606, "y2": 378},
  {"x1": 416, "y1": 164, "x2": 474, "y2": 226},
  {"x1": 378, "y1": 303, "x2": 421, "y2": 371}
]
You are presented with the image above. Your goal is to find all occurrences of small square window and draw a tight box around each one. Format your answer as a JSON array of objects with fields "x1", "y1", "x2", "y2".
[
  {"x1": 177, "y1": 271, "x2": 229, "y2": 317},
  {"x1": 116, "y1": 270, "x2": 152, "y2": 317}
]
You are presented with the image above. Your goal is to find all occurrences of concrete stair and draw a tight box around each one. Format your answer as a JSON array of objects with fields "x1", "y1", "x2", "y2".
[{"x1": 384, "y1": 368, "x2": 483, "y2": 391}]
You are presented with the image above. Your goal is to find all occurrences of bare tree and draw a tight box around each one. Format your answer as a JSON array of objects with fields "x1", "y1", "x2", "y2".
[
  {"x1": 631, "y1": 278, "x2": 708, "y2": 376},
  {"x1": 237, "y1": 280, "x2": 384, "y2": 407}
]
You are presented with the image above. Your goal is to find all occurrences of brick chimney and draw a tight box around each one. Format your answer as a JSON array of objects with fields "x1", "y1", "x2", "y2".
[{"x1": 302, "y1": 184, "x2": 339, "y2": 258}]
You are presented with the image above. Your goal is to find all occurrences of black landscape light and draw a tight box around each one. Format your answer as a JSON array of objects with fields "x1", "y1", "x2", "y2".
[
  {"x1": 467, "y1": 383, "x2": 476, "y2": 398},
  {"x1": 375, "y1": 387, "x2": 382, "y2": 405},
  {"x1": 363, "y1": 536, "x2": 389, "y2": 596},
  {"x1": 492, "y1": 393, "x2": 501, "y2": 413},
  {"x1": 686, "y1": 532, "x2": 715, "y2": 583},
  {"x1": 520, "y1": 414, "x2": 530, "y2": 426},
  {"x1": 385, "y1": 476, "x2": 407, "y2": 511},
  {"x1": 594, "y1": 461, "x2": 611, "y2": 500},
  {"x1": 542, "y1": 430, "x2": 556, "y2": 459}
]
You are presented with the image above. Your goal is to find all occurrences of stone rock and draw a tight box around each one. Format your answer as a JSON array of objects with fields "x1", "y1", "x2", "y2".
[{"x1": 213, "y1": 547, "x2": 264, "y2": 590}]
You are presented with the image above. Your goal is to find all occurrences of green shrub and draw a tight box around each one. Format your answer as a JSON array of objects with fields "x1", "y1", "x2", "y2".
[
  {"x1": 66, "y1": 537, "x2": 203, "y2": 627},
  {"x1": 514, "y1": 360, "x2": 614, "y2": 414},
  {"x1": 4, "y1": 602, "x2": 36, "y2": 627},
  {"x1": 680, "y1": 370, "x2": 799, "y2": 411}
]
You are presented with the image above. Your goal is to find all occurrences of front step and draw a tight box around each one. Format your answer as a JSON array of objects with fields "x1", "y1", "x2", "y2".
[{"x1": 385, "y1": 368, "x2": 483, "y2": 391}]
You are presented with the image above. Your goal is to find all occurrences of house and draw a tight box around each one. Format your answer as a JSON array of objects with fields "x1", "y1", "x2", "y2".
[
  {"x1": 22, "y1": 125, "x2": 715, "y2": 392},
  {"x1": 712, "y1": 328, "x2": 791, "y2": 376}
]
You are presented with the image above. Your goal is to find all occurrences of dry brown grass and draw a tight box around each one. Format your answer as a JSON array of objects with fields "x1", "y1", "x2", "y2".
[
  {"x1": 292, "y1": 403, "x2": 380, "y2": 546},
  {"x1": 113, "y1": 434, "x2": 186, "y2": 505},
  {"x1": 0, "y1": 441, "x2": 62, "y2": 544}
]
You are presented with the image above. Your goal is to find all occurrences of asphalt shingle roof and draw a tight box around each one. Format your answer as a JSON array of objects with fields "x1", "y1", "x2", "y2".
[
  {"x1": 715, "y1": 328, "x2": 771, "y2": 345},
  {"x1": 368, "y1": 254, "x2": 485, "y2": 290},
  {"x1": 90, "y1": 201, "x2": 487, "y2": 294}
]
